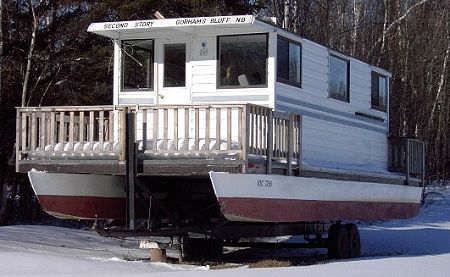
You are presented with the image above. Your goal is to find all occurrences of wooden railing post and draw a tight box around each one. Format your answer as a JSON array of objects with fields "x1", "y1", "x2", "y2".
[
  {"x1": 119, "y1": 108, "x2": 127, "y2": 161},
  {"x1": 241, "y1": 105, "x2": 250, "y2": 173},
  {"x1": 406, "y1": 138, "x2": 410, "y2": 185},
  {"x1": 141, "y1": 108, "x2": 147, "y2": 151},
  {"x1": 421, "y1": 141, "x2": 426, "y2": 185},
  {"x1": 287, "y1": 113, "x2": 294, "y2": 176},
  {"x1": 125, "y1": 107, "x2": 136, "y2": 230},
  {"x1": 297, "y1": 115, "x2": 303, "y2": 174},
  {"x1": 15, "y1": 109, "x2": 21, "y2": 172},
  {"x1": 266, "y1": 109, "x2": 273, "y2": 174}
]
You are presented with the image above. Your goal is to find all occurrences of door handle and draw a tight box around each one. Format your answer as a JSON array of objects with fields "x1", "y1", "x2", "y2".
[{"x1": 158, "y1": 93, "x2": 164, "y2": 99}]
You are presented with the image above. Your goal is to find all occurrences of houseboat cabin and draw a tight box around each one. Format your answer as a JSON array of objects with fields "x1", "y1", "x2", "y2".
[{"x1": 16, "y1": 15, "x2": 425, "y2": 259}]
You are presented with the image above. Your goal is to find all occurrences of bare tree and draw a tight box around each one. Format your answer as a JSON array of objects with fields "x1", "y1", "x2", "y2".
[
  {"x1": 21, "y1": 0, "x2": 37, "y2": 107},
  {"x1": 0, "y1": 0, "x2": 3, "y2": 105}
]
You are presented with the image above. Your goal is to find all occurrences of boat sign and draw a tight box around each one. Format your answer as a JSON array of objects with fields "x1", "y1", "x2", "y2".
[{"x1": 88, "y1": 15, "x2": 255, "y2": 33}]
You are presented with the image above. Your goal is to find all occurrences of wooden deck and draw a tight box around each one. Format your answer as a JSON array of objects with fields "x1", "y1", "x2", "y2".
[
  {"x1": 15, "y1": 104, "x2": 425, "y2": 185},
  {"x1": 16, "y1": 104, "x2": 302, "y2": 176}
]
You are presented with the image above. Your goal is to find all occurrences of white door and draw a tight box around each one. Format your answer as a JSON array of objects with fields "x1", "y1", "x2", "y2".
[{"x1": 156, "y1": 40, "x2": 191, "y2": 104}]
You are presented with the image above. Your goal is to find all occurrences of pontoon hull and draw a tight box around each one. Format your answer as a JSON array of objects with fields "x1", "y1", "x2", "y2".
[
  {"x1": 28, "y1": 170, "x2": 422, "y2": 223},
  {"x1": 209, "y1": 172, "x2": 422, "y2": 222},
  {"x1": 28, "y1": 171, "x2": 126, "y2": 220}
]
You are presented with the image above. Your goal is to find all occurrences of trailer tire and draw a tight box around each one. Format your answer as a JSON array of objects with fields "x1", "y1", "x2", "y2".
[
  {"x1": 328, "y1": 224, "x2": 349, "y2": 259},
  {"x1": 345, "y1": 223, "x2": 361, "y2": 258}
]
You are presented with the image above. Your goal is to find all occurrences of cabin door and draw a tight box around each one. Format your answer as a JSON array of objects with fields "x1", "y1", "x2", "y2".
[{"x1": 156, "y1": 40, "x2": 191, "y2": 104}]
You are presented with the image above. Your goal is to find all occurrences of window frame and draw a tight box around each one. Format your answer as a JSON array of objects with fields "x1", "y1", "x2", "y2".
[
  {"x1": 120, "y1": 39, "x2": 155, "y2": 92},
  {"x1": 276, "y1": 35, "x2": 302, "y2": 88},
  {"x1": 328, "y1": 54, "x2": 350, "y2": 103},
  {"x1": 371, "y1": 71, "x2": 388, "y2": 112},
  {"x1": 216, "y1": 33, "x2": 269, "y2": 89}
]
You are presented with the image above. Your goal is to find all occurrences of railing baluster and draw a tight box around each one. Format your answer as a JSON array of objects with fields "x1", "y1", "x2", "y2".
[
  {"x1": 227, "y1": 107, "x2": 232, "y2": 151},
  {"x1": 89, "y1": 111, "x2": 94, "y2": 150},
  {"x1": 184, "y1": 108, "x2": 189, "y2": 149},
  {"x1": 237, "y1": 107, "x2": 242, "y2": 150},
  {"x1": 79, "y1": 111, "x2": 84, "y2": 150},
  {"x1": 152, "y1": 109, "x2": 158, "y2": 151},
  {"x1": 195, "y1": 108, "x2": 200, "y2": 150},
  {"x1": 250, "y1": 106, "x2": 254, "y2": 154},
  {"x1": 174, "y1": 109, "x2": 178, "y2": 150},
  {"x1": 21, "y1": 112, "x2": 27, "y2": 152},
  {"x1": 50, "y1": 112, "x2": 55, "y2": 151},
  {"x1": 59, "y1": 112, "x2": 65, "y2": 149},
  {"x1": 69, "y1": 111, "x2": 75, "y2": 149},
  {"x1": 98, "y1": 110, "x2": 104, "y2": 148},
  {"x1": 40, "y1": 112, "x2": 46, "y2": 150},
  {"x1": 216, "y1": 108, "x2": 221, "y2": 150},
  {"x1": 259, "y1": 107, "x2": 263, "y2": 155},
  {"x1": 109, "y1": 110, "x2": 114, "y2": 142},
  {"x1": 205, "y1": 107, "x2": 210, "y2": 150},
  {"x1": 163, "y1": 109, "x2": 168, "y2": 150},
  {"x1": 31, "y1": 113, "x2": 37, "y2": 151}
]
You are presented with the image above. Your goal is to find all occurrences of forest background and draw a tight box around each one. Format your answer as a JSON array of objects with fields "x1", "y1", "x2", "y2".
[{"x1": 0, "y1": 0, "x2": 449, "y2": 220}]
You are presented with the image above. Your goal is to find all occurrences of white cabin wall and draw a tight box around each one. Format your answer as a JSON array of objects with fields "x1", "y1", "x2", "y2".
[
  {"x1": 274, "y1": 34, "x2": 389, "y2": 170},
  {"x1": 113, "y1": 26, "x2": 274, "y2": 107}
]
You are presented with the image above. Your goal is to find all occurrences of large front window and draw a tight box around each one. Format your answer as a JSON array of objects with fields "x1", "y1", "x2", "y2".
[
  {"x1": 329, "y1": 55, "x2": 350, "y2": 102},
  {"x1": 121, "y1": 40, "x2": 153, "y2": 90},
  {"x1": 218, "y1": 34, "x2": 268, "y2": 88},
  {"x1": 371, "y1": 72, "x2": 388, "y2": 112}
]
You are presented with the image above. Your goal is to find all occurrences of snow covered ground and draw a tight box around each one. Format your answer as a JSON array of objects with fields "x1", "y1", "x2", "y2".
[{"x1": 1, "y1": 186, "x2": 449, "y2": 276}]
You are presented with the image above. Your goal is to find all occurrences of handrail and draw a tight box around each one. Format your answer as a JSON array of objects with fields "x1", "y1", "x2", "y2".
[
  {"x1": 16, "y1": 104, "x2": 303, "y2": 175},
  {"x1": 388, "y1": 137, "x2": 426, "y2": 184}
]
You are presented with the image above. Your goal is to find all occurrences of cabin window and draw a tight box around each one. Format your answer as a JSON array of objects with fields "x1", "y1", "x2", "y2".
[
  {"x1": 371, "y1": 72, "x2": 388, "y2": 112},
  {"x1": 329, "y1": 55, "x2": 350, "y2": 102},
  {"x1": 121, "y1": 40, "x2": 154, "y2": 90},
  {"x1": 277, "y1": 36, "x2": 302, "y2": 87},
  {"x1": 218, "y1": 34, "x2": 268, "y2": 88},
  {"x1": 164, "y1": 43, "x2": 186, "y2": 87}
]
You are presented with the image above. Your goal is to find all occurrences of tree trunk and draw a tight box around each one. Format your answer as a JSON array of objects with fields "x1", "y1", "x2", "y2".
[
  {"x1": 428, "y1": 28, "x2": 450, "y2": 132},
  {"x1": 0, "y1": 0, "x2": 3, "y2": 105},
  {"x1": 21, "y1": 1, "x2": 37, "y2": 108}
]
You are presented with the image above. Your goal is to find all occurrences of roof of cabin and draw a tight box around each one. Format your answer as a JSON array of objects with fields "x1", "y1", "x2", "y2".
[{"x1": 87, "y1": 15, "x2": 390, "y2": 76}]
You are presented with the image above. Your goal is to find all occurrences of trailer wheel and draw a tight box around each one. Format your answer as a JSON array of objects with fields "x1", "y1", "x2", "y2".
[
  {"x1": 328, "y1": 224, "x2": 349, "y2": 259},
  {"x1": 345, "y1": 223, "x2": 361, "y2": 258}
]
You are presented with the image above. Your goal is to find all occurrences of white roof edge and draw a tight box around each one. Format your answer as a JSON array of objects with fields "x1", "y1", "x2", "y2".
[
  {"x1": 369, "y1": 65, "x2": 392, "y2": 78},
  {"x1": 87, "y1": 15, "x2": 255, "y2": 34},
  {"x1": 254, "y1": 18, "x2": 392, "y2": 76}
]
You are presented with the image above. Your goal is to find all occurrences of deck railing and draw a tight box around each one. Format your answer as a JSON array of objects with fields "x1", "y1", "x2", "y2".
[
  {"x1": 16, "y1": 104, "x2": 302, "y2": 174},
  {"x1": 388, "y1": 137, "x2": 426, "y2": 184},
  {"x1": 16, "y1": 106, "x2": 123, "y2": 159}
]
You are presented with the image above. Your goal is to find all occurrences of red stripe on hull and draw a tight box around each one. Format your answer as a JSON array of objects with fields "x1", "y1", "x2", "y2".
[
  {"x1": 218, "y1": 197, "x2": 420, "y2": 222},
  {"x1": 37, "y1": 195, "x2": 126, "y2": 220}
]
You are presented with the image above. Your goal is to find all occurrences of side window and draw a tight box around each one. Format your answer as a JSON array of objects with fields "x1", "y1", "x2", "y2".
[
  {"x1": 329, "y1": 54, "x2": 350, "y2": 102},
  {"x1": 218, "y1": 34, "x2": 268, "y2": 88},
  {"x1": 121, "y1": 40, "x2": 154, "y2": 91},
  {"x1": 277, "y1": 36, "x2": 302, "y2": 87},
  {"x1": 371, "y1": 72, "x2": 388, "y2": 112}
]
